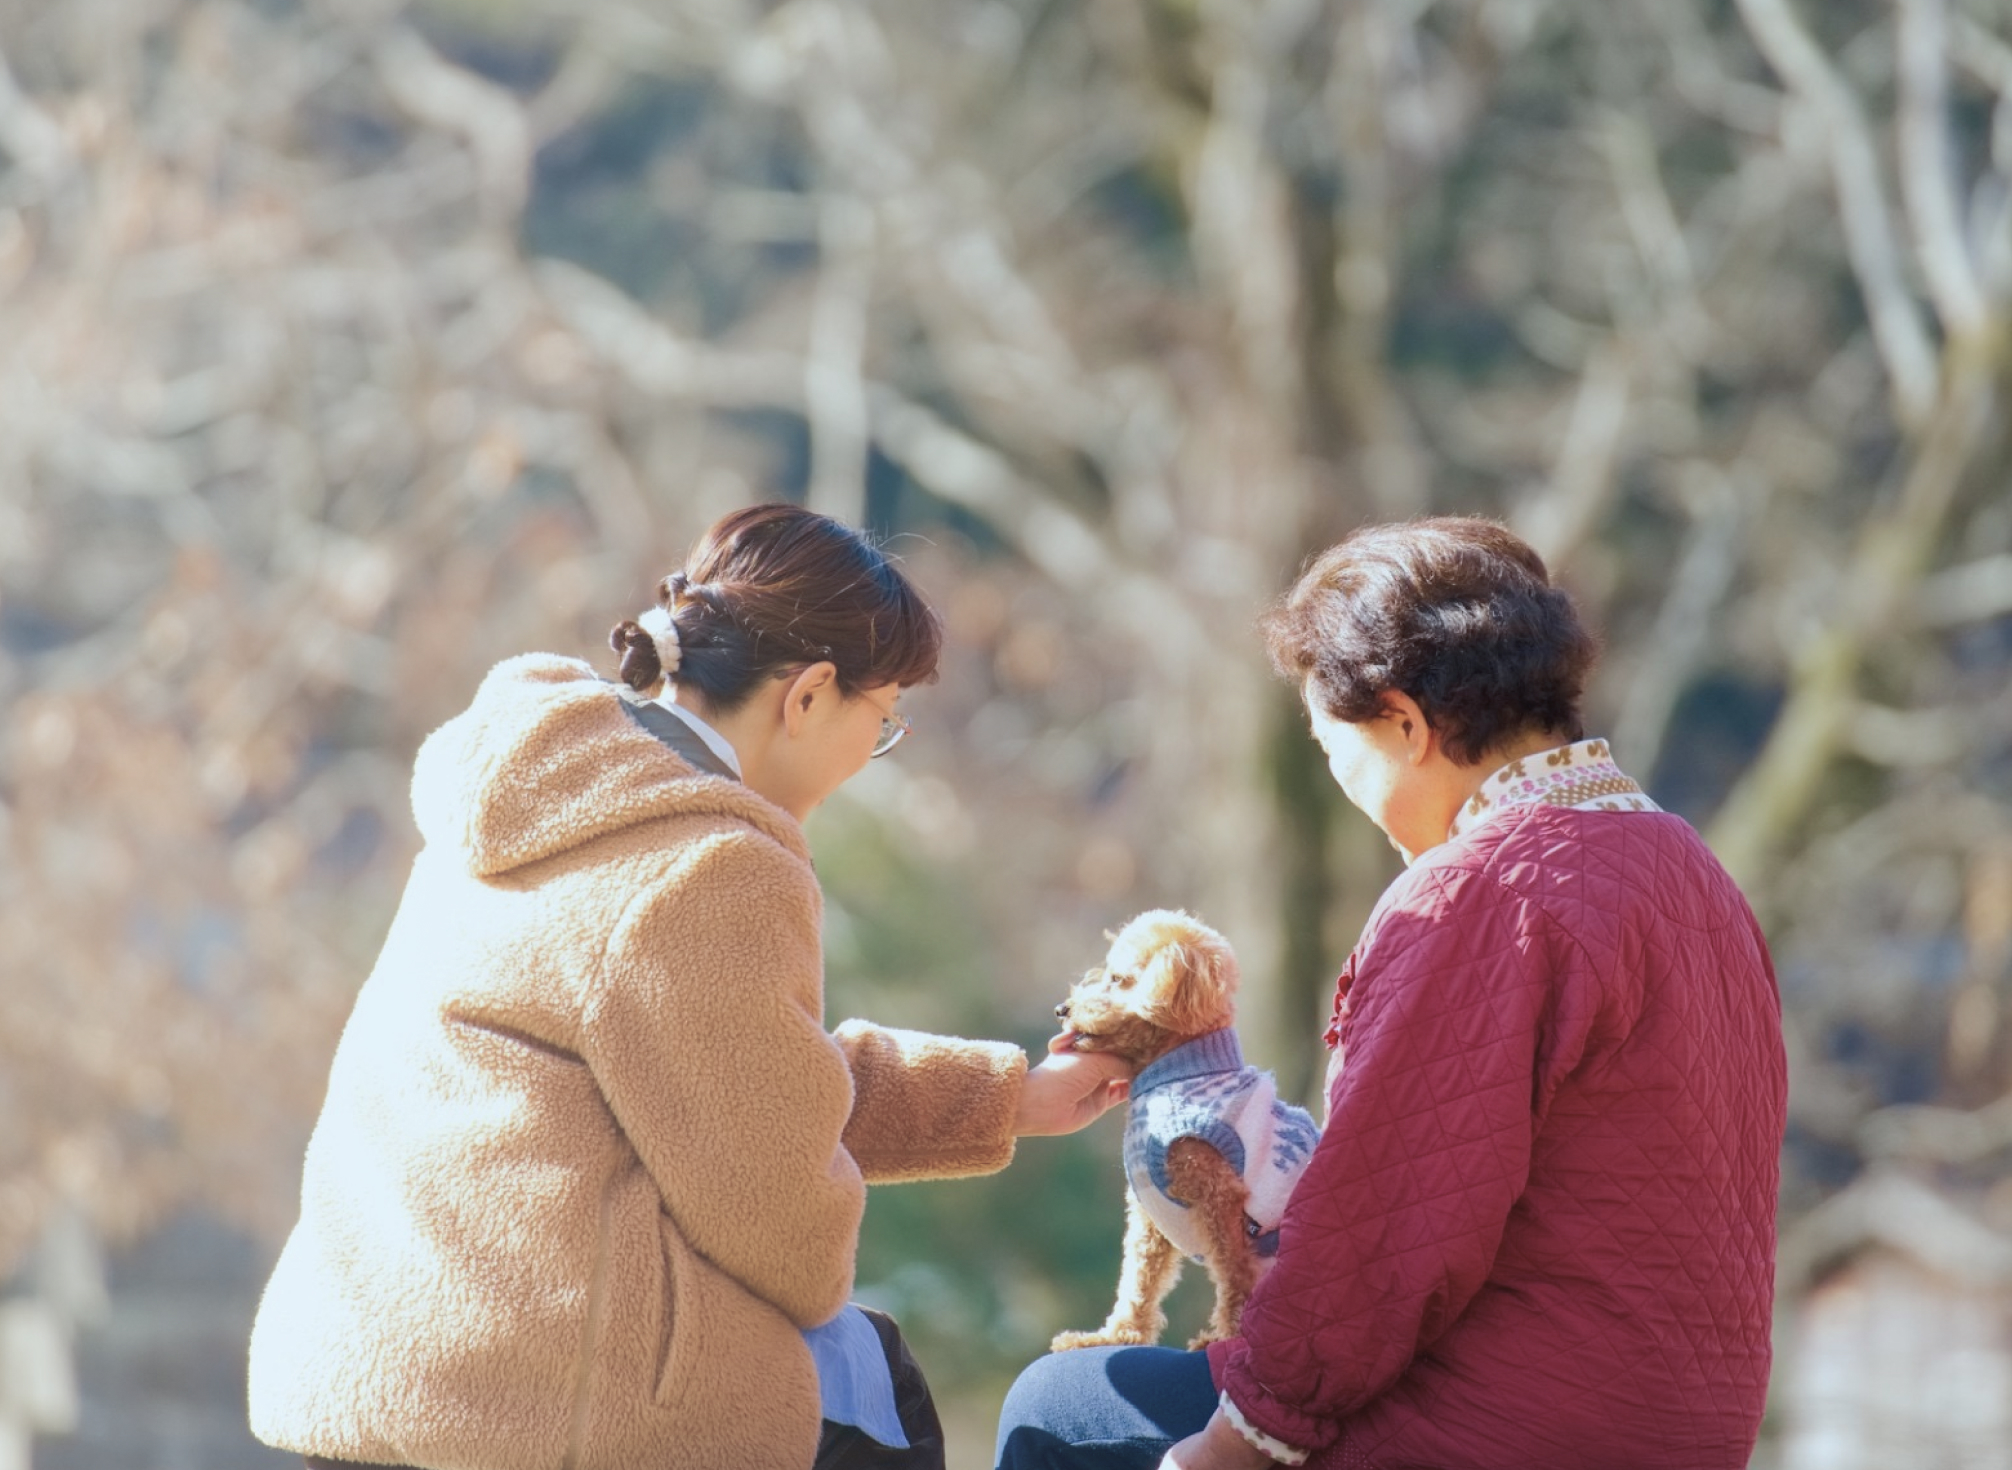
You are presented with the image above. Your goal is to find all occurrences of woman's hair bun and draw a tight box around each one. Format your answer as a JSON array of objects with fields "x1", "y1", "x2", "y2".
[{"x1": 608, "y1": 618, "x2": 664, "y2": 693}]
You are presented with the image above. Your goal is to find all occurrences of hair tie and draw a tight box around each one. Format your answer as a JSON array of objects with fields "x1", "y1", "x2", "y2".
[{"x1": 639, "y1": 605, "x2": 682, "y2": 677}]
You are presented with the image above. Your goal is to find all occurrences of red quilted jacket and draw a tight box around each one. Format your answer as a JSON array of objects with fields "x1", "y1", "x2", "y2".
[{"x1": 1210, "y1": 805, "x2": 1787, "y2": 1470}]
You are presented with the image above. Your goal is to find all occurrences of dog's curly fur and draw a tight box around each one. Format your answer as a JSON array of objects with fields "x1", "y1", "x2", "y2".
[{"x1": 1050, "y1": 909, "x2": 1275, "y2": 1353}]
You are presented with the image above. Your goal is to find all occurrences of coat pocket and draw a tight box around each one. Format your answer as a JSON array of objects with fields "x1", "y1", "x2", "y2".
[{"x1": 653, "y1": 1217, "x2": 821, "y2": 1458}]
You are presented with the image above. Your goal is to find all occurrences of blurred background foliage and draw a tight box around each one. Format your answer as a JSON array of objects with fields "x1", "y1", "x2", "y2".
[{"x1": 3, "y1": 0, "x2": 2012, "y2": 1463}]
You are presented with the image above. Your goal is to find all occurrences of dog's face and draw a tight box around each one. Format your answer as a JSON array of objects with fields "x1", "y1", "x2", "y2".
[{"x1": 1053, "y1": 909, "x2": 1240, "y2": 1068}]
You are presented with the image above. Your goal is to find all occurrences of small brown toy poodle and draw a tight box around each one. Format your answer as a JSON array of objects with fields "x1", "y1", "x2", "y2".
[{"x1": 1050, "y1": 909, "x2": 1320, "y2": 1352}]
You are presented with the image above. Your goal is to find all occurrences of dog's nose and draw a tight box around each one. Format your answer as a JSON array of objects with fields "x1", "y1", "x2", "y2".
[{"x1": 1054, "y1": 1001, "x2": 1070, "y2": 1019}]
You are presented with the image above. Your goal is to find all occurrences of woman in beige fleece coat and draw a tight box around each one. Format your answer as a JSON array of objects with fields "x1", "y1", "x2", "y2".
[{"x1": 247, "y1": 505, "x2": 1127, "y2": 1470}]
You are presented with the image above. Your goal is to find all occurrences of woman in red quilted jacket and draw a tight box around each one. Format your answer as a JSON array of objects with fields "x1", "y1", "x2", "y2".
[{"x1": 997, "y1": 518, "x2": 1788, "y2": 1470}]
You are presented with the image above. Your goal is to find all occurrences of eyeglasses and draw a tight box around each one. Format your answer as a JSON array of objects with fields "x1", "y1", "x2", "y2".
[{"x1": 863, "y1": 690, "x2": 910, "y2": 758}]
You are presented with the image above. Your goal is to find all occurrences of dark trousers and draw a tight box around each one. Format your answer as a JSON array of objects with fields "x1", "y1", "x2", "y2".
[
  {"x1": 812, "y1": 1305, "x2": 945, "y2": 1470},
  {"x1": 302, "y1": 1306, "x2": 946, "y2": 1470}
]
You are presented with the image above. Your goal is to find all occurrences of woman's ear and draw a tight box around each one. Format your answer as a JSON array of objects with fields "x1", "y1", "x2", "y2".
[
  {"x1": 1381, "y1": 690, "x2": 1436, "y2": 765},
  {"x1": 781, "y1": 661, "x2": 840, "y2": 736}
]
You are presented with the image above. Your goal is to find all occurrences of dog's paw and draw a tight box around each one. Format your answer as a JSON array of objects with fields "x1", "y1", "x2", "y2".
[{"x1": 1050, "y1": 1327, "x2": 1157, "y2": 1352}]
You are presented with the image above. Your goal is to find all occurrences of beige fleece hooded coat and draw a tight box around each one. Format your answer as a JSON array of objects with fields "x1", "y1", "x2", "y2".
[{"x1": 247, "y1": 654, "x2": 1027, "y2": 1470}]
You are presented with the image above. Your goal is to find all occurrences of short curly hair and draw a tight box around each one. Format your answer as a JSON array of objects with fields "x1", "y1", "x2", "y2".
[{"x1": 1260, "y1": 517, "x2": 1598, "y2": 766}]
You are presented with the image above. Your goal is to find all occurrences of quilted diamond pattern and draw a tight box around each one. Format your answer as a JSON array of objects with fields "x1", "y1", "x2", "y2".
[{"x1": 1210, "y1": 805, "x2": 1787, "y2": 1470}]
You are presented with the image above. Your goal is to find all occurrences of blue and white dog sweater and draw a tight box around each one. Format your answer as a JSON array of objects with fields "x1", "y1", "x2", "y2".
[{"x1": 1122, "y1": 1028, "x2": 1321, "y2": 1261}]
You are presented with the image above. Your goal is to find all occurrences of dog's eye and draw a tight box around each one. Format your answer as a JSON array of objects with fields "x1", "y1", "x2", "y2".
[{"x1": 1112, "y1": 973, "x2": 1135, "y2": 989}]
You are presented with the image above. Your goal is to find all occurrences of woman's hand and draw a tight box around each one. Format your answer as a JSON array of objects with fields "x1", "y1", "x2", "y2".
[
  {"x1": 1159, "y1": 1411, "x2": 1278, "y2": 1469},
  {"x1": 1012, "y1": 1041, "x2": 1131, "y2": 1136}
]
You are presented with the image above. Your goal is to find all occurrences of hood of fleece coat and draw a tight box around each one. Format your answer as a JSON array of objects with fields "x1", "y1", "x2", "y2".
[{"x1": 411, "y1": 653, "x2": 810, "y2": 877}]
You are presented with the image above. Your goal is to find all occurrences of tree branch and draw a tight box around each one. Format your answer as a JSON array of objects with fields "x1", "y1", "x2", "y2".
[
  {"x1": 534, "y1": 259, "x2": 804, "y2": 406},
  {"x1": 1846, "y1": 698, "x2": 1989, "y2": 766},
  {"x1": 0, "y1": 45, "x2": 72, "y2": 186},
  {"x1": 1860, "y1": 1090, "x2": 2012, "y2": 1163},
  {"x1": 1707, "y1": 353, "x2": 1999, "y2": 887},
  {"x1": 1914, "y1": 551, "x2": 2012, "y2": 626},
  {"x1": 1512, "y1": 342, "x2": 1631, "y2": 570},
  {"x1": 804, "y1": 195, "x2": 874, "y2": 526},
  {"x1": 1612, "y1": 467, "x2": 1748, "y2": 776},
  {"x1": 864, "y1": 387, "x2": 1116, "y2": 590},
  {"x1": 1735, "y1": 0, "x2": 1940, "y2": 425},
  {"x1": 374, "y1": 26, "x2": 532, "y2": 224},
  {"x1": 1896, "y1": 0, "x2": 1992, "y2": 340},
  {"x1": 1779, "y1": 1165, "x2": 2012, "y2": 1290},
  {"x1": 1949, "y1": 12, "x2": 2012, "y2": 302}
]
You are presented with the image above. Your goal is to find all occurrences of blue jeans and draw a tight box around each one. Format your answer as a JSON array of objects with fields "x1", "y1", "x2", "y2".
[{"x1": 994, "y1": 1347, "x2": 1218, "y2": 1470}]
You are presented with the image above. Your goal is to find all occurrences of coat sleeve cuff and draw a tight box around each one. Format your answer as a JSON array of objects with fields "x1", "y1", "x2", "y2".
[
  {"x1": 1220, "y1": 1392, "x2": 1310, "y2": 1465},
  {"x1": 832, "y1": 1021, "x2": 1027, "y2": 1182},
  {"x1": 1214, "y1": 1343, "x2": 1341, "y2": 1456}
]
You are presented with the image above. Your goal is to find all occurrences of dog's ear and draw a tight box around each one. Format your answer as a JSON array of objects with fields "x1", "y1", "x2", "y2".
[{"x1": 1142, "y1": 926, "x2": 1240, "y2": 1036}]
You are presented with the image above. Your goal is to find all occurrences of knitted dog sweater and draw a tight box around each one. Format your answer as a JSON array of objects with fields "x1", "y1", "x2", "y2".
[{"x1": 1122, "y1": 1029, "x2": 1321, "y2": 1260}]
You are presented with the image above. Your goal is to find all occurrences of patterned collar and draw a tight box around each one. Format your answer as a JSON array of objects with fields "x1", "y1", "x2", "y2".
[{"x1": 1445, "y1": 737, "x2": 1660, "y2": 842}]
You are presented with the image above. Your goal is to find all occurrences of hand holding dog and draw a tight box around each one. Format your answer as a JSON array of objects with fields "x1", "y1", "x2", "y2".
[{"x1": 1013, "y1": 1046, "x2": 1132, "y2": 1136}]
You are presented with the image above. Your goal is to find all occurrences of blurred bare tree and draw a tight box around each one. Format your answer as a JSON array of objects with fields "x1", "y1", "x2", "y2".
[
  {"x1": 0, "y1": 0, "x2": 745, "y2": 1267},
  {"x1": 4, "y1": 0, "x2": 2012, "y2": 1444}
]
